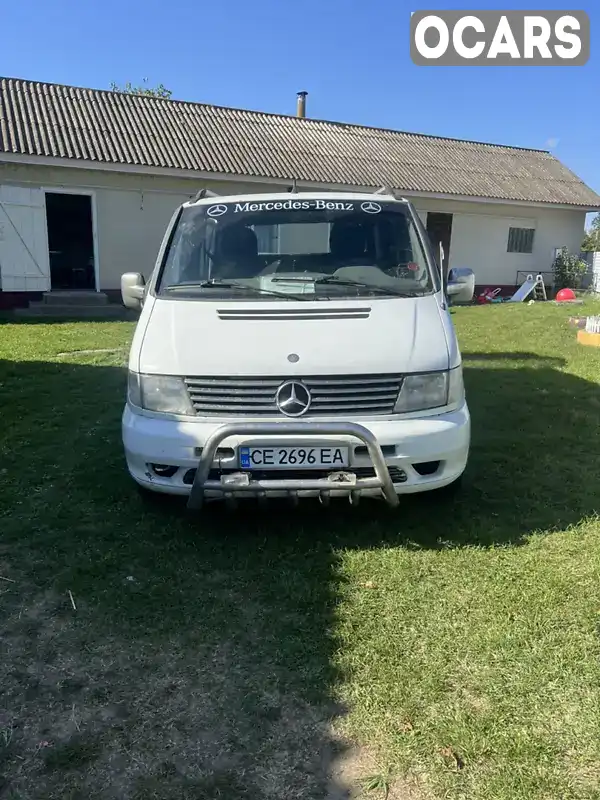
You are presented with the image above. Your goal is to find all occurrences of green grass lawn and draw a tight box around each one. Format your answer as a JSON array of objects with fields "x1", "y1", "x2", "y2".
[{"x1": 1, "y1": 302, "x2": 600, "y2": 800}]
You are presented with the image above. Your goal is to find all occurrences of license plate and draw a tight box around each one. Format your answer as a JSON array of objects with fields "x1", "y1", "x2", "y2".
[{"x1": 239, "y1": 446, "x2": 349, "y2": 470}]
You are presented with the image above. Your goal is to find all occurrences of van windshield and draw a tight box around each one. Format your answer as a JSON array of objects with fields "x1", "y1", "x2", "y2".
[{"x1": 158, "y1": 198, "x2": 437, "y2": 300}]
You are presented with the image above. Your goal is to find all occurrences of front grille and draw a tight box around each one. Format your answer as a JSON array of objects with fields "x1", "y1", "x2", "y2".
[
  {"x1": 183, "y1": 466, "x2": 407, "y2": 484},
  {"x1": 184, "y1": 374, "x2": 403, "y2": 417}
]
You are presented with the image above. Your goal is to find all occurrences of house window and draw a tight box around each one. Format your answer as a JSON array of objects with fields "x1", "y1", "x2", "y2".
[
  {"x1": 253, "y1": 224, "x2": 279, "y2": 254},
  {"x1": 507, "y1": 227, "x2": 535, "y2": 254}
]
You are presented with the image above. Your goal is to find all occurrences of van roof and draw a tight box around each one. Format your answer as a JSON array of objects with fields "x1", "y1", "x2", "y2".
[{"x1": 185, "y1": 190, "x2": 410, "y2": 208}]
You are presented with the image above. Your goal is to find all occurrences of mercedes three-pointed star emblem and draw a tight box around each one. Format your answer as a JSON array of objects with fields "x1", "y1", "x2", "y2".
[
  {"x1": 206, "y1": 204, "x2": 228, "y2": 217},
  {"x1": 275, "y1": 380, "x2": 312, "y2": 417},
  {"x1": 360, "y1": 201, "x2": 382, "y2": 214}
]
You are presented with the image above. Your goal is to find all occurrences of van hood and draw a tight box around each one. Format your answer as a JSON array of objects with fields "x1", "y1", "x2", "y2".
[{"x1": 138, "y1": 295, "x2": 450, "y2": 376}]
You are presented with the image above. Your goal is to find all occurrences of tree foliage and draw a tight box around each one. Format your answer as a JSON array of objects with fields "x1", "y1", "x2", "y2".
[
  {"x1": 552, "y1": 247, "x2": 587, "y2": 290},
  {"x1": 581, "y1": 212, "x2": 600, "y2": 252},
  {"x1": 109, "y1": 79, "x2": 172, "y2": 99}
]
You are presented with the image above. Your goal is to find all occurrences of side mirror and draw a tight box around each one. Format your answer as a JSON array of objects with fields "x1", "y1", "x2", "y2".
[
  {"x1": 447, "y1": 267, "x2": 475, "y2": 304},
  {"x1": 121, "y1": 272, "x2": 146, "y2": 311},
  {"x1": 437, "y1": 241, "x2": 448, "y2": 295}
]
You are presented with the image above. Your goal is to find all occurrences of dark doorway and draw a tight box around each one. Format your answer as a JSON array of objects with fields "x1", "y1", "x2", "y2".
[
  {"x1": 45, "y1": 192, "x2": 95, "y2": 290},
  {"x1": 426, "y1": 212, "x2": 453, "y2": 278}
]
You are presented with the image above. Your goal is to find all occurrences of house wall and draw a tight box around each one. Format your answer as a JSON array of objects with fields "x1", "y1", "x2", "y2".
[
  {"x1": 412, "y1": 197, "x2": 586, "y2": 288},
  {"x1": 0, "y1": 161, "x2": 277, "y2": 295},
  {"x1": 0, "y1": 160, "x2": 589, "y2": 301}
]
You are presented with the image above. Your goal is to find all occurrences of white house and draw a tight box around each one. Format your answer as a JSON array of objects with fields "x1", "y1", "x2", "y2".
[{"x1": 0, "y1": 77, "x2": 599, "y2": 308}]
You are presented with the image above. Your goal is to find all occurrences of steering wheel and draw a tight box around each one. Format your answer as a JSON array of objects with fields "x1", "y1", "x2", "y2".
[
  {"x1": 383, "y1": 262, "x2": 417, "y2": 278},
  {"x1": 260, "y1": 254, "x2": 298, "y2": 275}
]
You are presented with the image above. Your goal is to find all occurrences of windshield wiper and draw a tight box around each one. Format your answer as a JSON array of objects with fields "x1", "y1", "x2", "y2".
[
  {"x1": 312, "y1": 276, "x2": 420, "y2": 297},
  {"x1": 163, "y1": 279, "x2": 311, "y2": 301}
]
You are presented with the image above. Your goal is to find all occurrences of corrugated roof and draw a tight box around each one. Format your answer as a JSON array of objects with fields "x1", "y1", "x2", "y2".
[{"x1": 0, "y1": 76, "x2": 598, "y2": 208}]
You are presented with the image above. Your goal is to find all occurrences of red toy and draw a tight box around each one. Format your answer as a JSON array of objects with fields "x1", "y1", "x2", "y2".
[
  {"x1": 477, "y1": 287, "x2": 502, "y2": 304},
  {"x1": 555, "y1": 288, "x2": 576, "y2": 302}
]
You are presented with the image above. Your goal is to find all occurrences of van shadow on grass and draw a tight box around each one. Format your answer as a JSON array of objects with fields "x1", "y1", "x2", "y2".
[
  {"x1": 0, "y1": 353, "x2": 598, "y2": 799},
  {"x1": 0, "y1": 310, "x2": 139, "y2": 325}
]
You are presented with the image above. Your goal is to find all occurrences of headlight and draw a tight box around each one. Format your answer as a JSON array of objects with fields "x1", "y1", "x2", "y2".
[
  {"x1": 128, "y1": 371, "x2": 194, "y2": 415},
  {"x1": 394, "y1": 367, "x2": 464, "y2": 413},
  {"x1": 447, "y1": 365, "x2": 465, "y2": 406},
  {"x1": 128, "y1": 370, "x2": 142, "y2": 408}
]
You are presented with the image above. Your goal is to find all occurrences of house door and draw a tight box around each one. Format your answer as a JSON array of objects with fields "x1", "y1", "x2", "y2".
[
  {"x1": 0, "y1": 186, "x2": 51, "y2": 292},
  {"x1": 45, "y1": 192, "x2": 95, "y2": 290},
  {"x1": 426, "y1": 212, "x2": 453, "y2": 277}
]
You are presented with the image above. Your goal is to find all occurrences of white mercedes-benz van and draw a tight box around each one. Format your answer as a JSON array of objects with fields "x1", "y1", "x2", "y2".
[{"x1": 121, "y1": 188, "x2": 474, "y2": 509}]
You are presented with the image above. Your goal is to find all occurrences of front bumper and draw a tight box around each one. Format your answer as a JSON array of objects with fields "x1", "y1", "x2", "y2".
[{"x1": 122, "y1": 403, "x2": 471, "y2": 507}]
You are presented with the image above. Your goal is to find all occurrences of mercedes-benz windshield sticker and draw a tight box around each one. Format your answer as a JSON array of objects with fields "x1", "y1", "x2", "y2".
[{"x1": 205, "y1": 199, "x2": 383, "y2": 215}]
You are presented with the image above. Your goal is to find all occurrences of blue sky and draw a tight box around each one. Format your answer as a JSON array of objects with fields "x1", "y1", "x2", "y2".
[{"x1": 2, "y1": 0, "x2": 598, "y2": 223}]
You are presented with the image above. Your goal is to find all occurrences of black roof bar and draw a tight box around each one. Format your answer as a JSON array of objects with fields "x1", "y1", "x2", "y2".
[
  {"x1": 191, "y1": 188, "x2": 220, "y2": 202},
  {"x1": 374, "y1": 186, "x2": 408, "y2": 201}
]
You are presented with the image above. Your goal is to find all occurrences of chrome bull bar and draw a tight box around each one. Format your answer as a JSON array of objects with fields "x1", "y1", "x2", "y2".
[{"x1": 187, "y1": 421, "x2": 399, "y2": 510}]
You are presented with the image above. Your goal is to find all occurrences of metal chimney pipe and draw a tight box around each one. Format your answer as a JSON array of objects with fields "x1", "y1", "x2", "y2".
[{"x1": 296, "y1": 91, "x2": 308, "y2": 118}]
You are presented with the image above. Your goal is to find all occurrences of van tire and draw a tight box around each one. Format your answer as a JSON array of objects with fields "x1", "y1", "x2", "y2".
[
  {"x1": 135, "y1": 483, "x2": 166, "y2": 505},
  {"x1": 135, "y1": 483, "x2": 188, "y2": 511},
  {"x1": 433, "y1": 475, "x2": 464, "y2": 498}
]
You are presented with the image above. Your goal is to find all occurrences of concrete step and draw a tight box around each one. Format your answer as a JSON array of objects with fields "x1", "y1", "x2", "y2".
[
  {"x1": 42, "y1": 291, "x2": 109, "y2": 306},
  {"x1": 14, "y1": 303, "x2": 134, "y2": 319}
]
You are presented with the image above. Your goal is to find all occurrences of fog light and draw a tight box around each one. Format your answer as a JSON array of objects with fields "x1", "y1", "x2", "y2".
[
  {"x1": 413, "y1": 461, "x2": 441, "y2": 476},
  {"x1": 151, "y1": 464, "x2": 178, "y2": 478}
]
